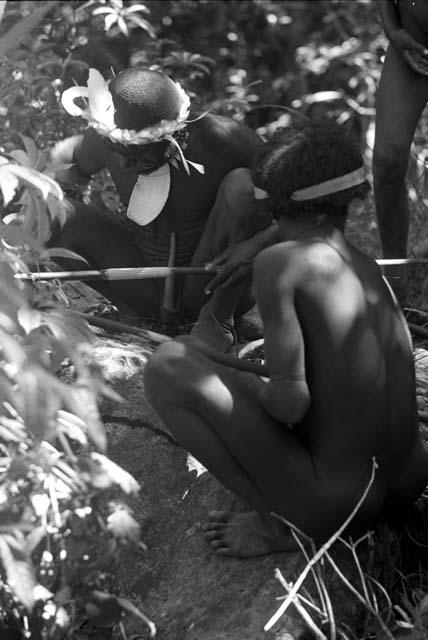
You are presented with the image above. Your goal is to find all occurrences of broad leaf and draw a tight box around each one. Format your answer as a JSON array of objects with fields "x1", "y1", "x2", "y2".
[{"x1": 18, "y1": 365, "x2": 62, "y2": 441}]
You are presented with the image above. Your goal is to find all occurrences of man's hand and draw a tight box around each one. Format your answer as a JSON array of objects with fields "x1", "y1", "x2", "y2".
[
  {"x1": 204, "y1": 236, "x2": 259, "y2": 295},
  {"x1": 390, "y1": 28, "x2": 428, "y2": 75}
]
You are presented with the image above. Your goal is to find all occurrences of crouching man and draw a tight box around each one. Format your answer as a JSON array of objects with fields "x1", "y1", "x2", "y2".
[{"x1": 143, "y1": 121, "x2": 428, "y2": 557}]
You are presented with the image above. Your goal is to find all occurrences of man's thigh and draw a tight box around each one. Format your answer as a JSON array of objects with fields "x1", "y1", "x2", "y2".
[
  {"x1": 165, "y1": 343, "x2": 316, "y2": 508},
  {"x1": 375, "y1": 44, "x2": 428, "y2": 151}
]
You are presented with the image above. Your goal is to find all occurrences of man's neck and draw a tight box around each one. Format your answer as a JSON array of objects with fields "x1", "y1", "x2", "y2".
[{"x1": 278, "y1": 216, "x2": 345, "y2": 242}]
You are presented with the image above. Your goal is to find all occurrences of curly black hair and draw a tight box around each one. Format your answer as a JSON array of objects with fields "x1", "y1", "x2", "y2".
[{"x1": 252, "y1": 120, "x2": 370, "y2": 221}]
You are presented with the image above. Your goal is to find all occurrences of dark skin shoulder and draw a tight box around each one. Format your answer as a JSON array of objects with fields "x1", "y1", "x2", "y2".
[{"x1": 187, "y1": 112, "x2": 262, "y2": 168}]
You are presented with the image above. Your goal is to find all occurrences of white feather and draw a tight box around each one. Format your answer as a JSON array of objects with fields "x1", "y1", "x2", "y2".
[
  {"x1": 61, "y1": 86, "x2": 89, "y2": 117},
  {"x1": 87, "y1": 69, "x2": 115, "y2": 129}
]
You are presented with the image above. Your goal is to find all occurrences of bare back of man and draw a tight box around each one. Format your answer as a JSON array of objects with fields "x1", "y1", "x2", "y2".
[{"x1": 255, "y1": 225, "x2": 428, "y2": 539}]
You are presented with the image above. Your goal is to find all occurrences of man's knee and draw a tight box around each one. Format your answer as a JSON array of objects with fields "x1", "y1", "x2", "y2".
[
  {"x1": 373, "y1": 141, "x2": 409, "y2": 185},
  {"x1": 144, "y1": 341, "x2": 189, "y2": 407}
]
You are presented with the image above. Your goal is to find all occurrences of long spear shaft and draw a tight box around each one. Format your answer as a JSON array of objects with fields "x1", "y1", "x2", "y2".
[
  {"x1": 14, "y1": 257, "x2": 428, "y2": 283},
  {"x1": 15, "y1": 266, "x2": 215, "y2": 282}
]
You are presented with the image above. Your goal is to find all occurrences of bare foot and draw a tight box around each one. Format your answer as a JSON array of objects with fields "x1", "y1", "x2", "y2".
[
  {"x1": 201, "y1": 510, "x2": 298, "y2": 558},
  {"x1": 190, "y1": 308, "x2": 235, "y2": 353}
]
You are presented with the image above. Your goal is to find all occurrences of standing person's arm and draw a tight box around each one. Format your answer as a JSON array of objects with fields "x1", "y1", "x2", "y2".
[
  {"x1": 377, "y1": 0, "x2": 428, "y2": 74},
  {"x1": 253, "y1": 245, "x2": 311, "y2": 425}
]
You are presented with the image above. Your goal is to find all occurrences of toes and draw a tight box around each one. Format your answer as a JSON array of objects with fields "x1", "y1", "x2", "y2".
[
  {"x1": 203, "y1": 530, "x2": 221, "y2": 541},
  {"x1": 208, "y1": 539, "x2": 233, "y2": 555},
  {"x1": 214, "y1": 547, "x2": 236, "y2": 557},
  {"x1": 207, "y1": 510, "x2": 232, "y2": 522},
  {"x1": 209, "y1": 539, "x2": 228, "y2": 550},
  {"x1": 201, "y1": 521, "x2": 227, "y2": 533}
]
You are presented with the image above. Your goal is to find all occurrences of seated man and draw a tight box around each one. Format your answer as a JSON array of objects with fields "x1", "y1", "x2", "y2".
[
  {"x1": 51, "y1": 67, "x2": 276, "y2": 350},
  {"x1": 144, "y1": 121, "x2": 428, "y2": 557}
]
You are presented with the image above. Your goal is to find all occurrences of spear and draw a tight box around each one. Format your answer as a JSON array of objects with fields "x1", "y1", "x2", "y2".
[
  {"x1": 14, "y1": 257, "x2": 428, "y2": 283},
  {"x1": 14, "y1": 265, "x2": 217, "y2": 282}
]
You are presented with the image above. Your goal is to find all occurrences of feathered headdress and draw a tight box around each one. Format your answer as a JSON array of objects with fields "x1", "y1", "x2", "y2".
[{"x1": 61, "y1": 69, "x2": 204, "y2": 175}]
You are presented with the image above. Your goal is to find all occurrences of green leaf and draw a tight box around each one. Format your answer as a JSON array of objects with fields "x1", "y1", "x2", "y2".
[
  {"x1": 7, "y1": 164, "x2": 63, "y2": 202},
  {"x1": 0, "y1": 533, "x2": 37, "y2": 611},
  {"x1": 0, "y1": 2, "x2": 57, "y2": 57},
  {"x1": 92, "y1": 7, "x2": 115, "y2": 15},
  {"x1": 65, "y1": 385, "x2": 106, "y2": 450},
  {"x1": 0, "y1": 416, "x2": 27, "y2": 443},
  {"x1": 91, "y1": 452, "x2": 139, "y2": 493},
  {"x1": 56, "y1": 410, "x2": 88, "y2": 445},
  {"x1": 40, "y1": 309, "x2": 95, "y2": 345},
  {"x1": 9, "y1": 149, "x2": 31, "y2": 167},
  {"x1": 41, "y1": 247, "x2": 90, "y2": 264},
  {"x1": 104, "y1": 13, "x2": 117, "y2": 31},
  {"x1": 125, "y1": 4, "x2": 150, "y2": 15},
  {"x1": 19, "y1": 136, "x2": 39, "y2": 167},
  {"x1": 116, "y1": 596, "x2": 156, "y2": 637},
  {"x1": 117, "y1": 15, "x2": 129, "y2": 36},
  {"x1": 0, "y1": 328, "x2": 26, "y2": 368},
  {"x1": 17, "y1": 306, "x2": 42, "y2": 335},
  {"x1": 0, "y1": 166, "x2": 19, "y2": 205},
  {"x1": 128, "y1": 15, "x2": 156, "y2": 38},
  {"x1": 18, "y1": 365, "x2": 62, "y2": 441},
  {"x1": 107, "y1": 507, "x2": 140, "y2": 541}
]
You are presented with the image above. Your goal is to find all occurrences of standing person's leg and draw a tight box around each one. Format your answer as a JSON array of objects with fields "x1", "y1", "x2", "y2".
[
  {"x1": 49, "y1": 199, "x2": 162, "y2": 317},
  {"x1": 373, "y1": 45, "x2": 428, "y2": 289}
]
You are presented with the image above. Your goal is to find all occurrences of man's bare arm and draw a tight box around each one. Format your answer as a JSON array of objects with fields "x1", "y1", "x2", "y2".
[
  {"x1": 50, "y1": 128, "x2": 108, "y2": 191},
  {"x1": 376, "y1": 0, "x2": 401, "y2": 39},
  {"x1": 253, "y1": 245, "x2": 311, "y2": 425}
]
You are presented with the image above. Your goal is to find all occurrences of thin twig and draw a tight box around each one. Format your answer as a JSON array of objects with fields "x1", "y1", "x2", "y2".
[
  {"x1": 325, "y1": 551, "x2": 395, "y2": 640},
  {"x1": 275, "y1": 569, "x2": 328, "y2": 640},
  {"x1": 264, "y1": 458, "x2": 378, "y2": 632},
  {"x1": 339, "y1": 537, "x2": 373, "y2": 606}
]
